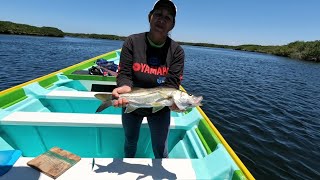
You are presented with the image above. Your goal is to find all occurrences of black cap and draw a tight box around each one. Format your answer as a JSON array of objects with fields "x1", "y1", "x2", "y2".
[{"x1": 152, "y1": 0, "x2": 177, "y2": 17}]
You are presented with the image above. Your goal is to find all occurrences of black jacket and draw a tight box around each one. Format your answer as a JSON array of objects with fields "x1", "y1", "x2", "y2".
[{"x1": 117, "y1": 32, "x2": 184, "y2": 89}]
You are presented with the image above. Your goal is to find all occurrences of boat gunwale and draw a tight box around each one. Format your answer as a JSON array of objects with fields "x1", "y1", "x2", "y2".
[
  {"x1": 179, "y1": 87, "x2": 254, "y2": 180},
  {"x1": 197, "y1": 106, "x2": 254, "y2": 180},
  {"x1": 0, "y1": 50, "x2": 120, "y2": 96}
]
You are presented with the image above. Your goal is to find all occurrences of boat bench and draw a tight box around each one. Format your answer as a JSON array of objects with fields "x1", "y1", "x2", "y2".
[
  {"x1": 44, "y1": 90, "x2": 108, "y2": 100},
  {"x1": 1, "y1": 89, "x2": 201, "y2": 129},
  {"x1": 1, "y1": 90, "x2": 200, "y2": 129},
  {"x1": 0, "y1": 112, "x2": 176, "y2": 128}
]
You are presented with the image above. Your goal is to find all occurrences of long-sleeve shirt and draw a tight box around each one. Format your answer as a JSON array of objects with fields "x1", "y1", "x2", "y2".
[{"x1": 117, "y1": 32, "x2": 184, "y2": 89}]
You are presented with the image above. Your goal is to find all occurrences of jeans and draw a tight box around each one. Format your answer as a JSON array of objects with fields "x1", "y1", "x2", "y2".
[{"x1": 122, "y1": 107, "x2": 171, "y2": 158}]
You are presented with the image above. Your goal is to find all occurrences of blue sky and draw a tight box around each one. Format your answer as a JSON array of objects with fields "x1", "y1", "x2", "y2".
[{"x1": 1, "y1": 0, "x2": 319, "y2": 45}]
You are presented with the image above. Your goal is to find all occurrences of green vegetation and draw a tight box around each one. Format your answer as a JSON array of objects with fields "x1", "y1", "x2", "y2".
[
  {"x1": 65, "y1": 32, "x2": 126, "y2": 41},
  {"x1": 0, "y1": 21, "x2": 64, "y2": 37},
  {"x1": 1, "y1": 21, "x2": 319, "y2": 62},
  {"x1": 180, "y1": 41, "x2": 320, "y2": 62}
]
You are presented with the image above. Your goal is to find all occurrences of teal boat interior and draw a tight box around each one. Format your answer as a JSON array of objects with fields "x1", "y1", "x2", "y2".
[
  {"x1": 0, "y1": 50, "x2": 250, "y2": 179},
  {"x1": 0, "y1": 76, "x2": 208, "y2": 159}
]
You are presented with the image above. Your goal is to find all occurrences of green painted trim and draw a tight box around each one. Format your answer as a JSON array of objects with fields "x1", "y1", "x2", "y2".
[
  {"x1": 44, "y1": 150, "x2": 78, "y2": 166},
  {"x1": 183, "y1": 108, "x2": 193, "y2": 115},
  {"x1": 232, "y1": 170, "x2": 247, "y2": 180},
  {"x1": 38, "y1": 75, "x2": 59, "y2": 89},
  {"x1": 63, "y1": 61, "x2": 97, "y2": 75},
  {"x1": 65, "y1": 74, "x2": 116, "y2": 81},
  {"x1": 195, "y1": 128, "x2": 211, "y2": 154},
  {"x1": 0, "y1": 88, "x2": 27, "y2": 109},
  {"x1": 101, "y1": 51, "x2": 117, "y2": 60},
  {"x1": 198, "y1": 119, "x2": 221, "y2": 152},
  {"x1": 63, "y1": 51, "x2": 118, "y2": 75}
]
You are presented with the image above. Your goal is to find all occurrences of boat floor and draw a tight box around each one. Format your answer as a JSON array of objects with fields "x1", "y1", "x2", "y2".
[{"x1": 0, "y1": 157, "x2": 196, "y2": 180}]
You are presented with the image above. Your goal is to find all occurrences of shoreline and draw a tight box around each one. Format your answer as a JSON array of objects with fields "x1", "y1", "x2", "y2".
[{"x1": 1, "y1": 21, "x2": 319, "y2": 62}]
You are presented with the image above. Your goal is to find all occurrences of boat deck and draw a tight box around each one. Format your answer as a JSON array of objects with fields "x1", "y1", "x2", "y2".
[
  {"x1": 1, "y1": 157, "x2": 197, "y2": 180},
  {"x1": 0, "y1": 50, "x2": 252, "y2": 179}
]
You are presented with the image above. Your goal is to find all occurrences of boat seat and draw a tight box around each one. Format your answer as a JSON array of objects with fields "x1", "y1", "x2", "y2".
[
  {"x1": 0, "y1": 112, "x2": 176, "y2": 128},
  {"x1": 0, "y1": 150, "x2": 22, "y2": 176},
  {"x1": 44, "y1": 90, "x2": 106, "y2": 100}
]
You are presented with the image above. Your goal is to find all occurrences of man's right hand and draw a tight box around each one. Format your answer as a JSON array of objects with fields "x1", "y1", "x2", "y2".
[{"x1": 112, "y1": 85, "x2": 131, "y2": 107}]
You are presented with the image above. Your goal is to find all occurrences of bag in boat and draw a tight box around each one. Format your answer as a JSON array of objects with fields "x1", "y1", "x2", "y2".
[
  {"x1": 96, "y1": 59, "x2": 118, "y2": 72},
  {"x1": 88, "y1": 66, "x2": 103, "y2": 75}
]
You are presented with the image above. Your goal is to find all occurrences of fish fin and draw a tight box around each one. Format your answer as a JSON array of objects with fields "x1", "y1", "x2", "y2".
[
  {"x1": 152, "y1": 106, "x2": 165, "y2": 113},
  {"x1": 151, "y1": 101, "x2": 167, "y2": 107},
  {"x1": 94, "y1": 93, "x2": 113, "y2": 101},
  {"x1": 173, "y1": 99, "x2": 185, "y2": 111},
  {"x1": 124, "y1": 105, "x2": 138, "y2": 113},
  {"x1": 96, "y1": 101, "x2": 113, "y2": 113}
]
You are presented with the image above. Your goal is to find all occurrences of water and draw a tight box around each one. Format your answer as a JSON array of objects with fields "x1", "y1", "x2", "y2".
[
  {"x1": 0, "y1": 35, "x2": 123, "y2": 90},
  {"x1": 0, "y1": 34, "x2": 319, "y2": 179}
]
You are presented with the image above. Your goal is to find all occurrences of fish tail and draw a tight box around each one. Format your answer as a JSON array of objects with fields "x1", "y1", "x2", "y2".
[
  {"x1": 94, "y1": 93, "x2": 113, "y2": 113},
  {"x1": 94, "y1": 93, "x2": 113, "y2": 101}
]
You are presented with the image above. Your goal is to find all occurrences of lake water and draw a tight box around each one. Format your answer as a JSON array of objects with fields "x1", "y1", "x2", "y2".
[{"x1": 0, "y1": 34, "x2": 319, "y2": 179}]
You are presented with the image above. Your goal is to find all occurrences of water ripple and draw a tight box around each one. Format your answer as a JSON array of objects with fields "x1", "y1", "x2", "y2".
[
  {"x1": 183, "y1": 45, "x2": 320, "y2": 179},
  {"x1": 1, "y1": 35, "x2": 320, "y2": 179}
]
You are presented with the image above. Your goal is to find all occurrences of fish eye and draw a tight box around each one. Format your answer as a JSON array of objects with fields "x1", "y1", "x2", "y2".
[{"x1": 188, "y1": 93, "x2": 192, "y2": 96}]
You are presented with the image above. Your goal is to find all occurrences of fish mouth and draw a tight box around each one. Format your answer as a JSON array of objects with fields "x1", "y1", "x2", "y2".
[{"x1": 193, "y1": 96, "x2": 203, "y2": 105}]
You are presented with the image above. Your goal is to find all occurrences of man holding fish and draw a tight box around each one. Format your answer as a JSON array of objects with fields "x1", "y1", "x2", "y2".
[{"x1": 96, "y1": 0, "x2": 202, "y2": 159}]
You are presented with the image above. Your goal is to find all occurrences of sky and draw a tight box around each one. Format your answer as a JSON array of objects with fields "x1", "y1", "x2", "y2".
[{"x1": 0, "y1": 0, "x2": 320, "y2": 45}]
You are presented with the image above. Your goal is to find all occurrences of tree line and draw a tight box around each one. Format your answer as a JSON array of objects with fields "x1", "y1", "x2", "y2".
[
  {"x1": 1, "y1": 20, "x2": 319, "y2": 62},
  {"x1": 0, "y1": 21, "x2": 64, "y2": 37},
  {"x1": 180, "y1": 41, "x2": 320, "y2": 62},
  {"x1": 64, "y1": 32, "x2": 126, "y2": 41}
]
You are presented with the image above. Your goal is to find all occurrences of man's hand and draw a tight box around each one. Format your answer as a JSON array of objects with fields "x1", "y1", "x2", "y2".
[{"x1": 112, "y1": 85, "x2": 131, "y2": 107}]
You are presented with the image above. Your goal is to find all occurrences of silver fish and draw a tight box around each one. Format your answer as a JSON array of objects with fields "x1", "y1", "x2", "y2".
[{"x1": 94, "y1": 87, "x2": 203, "y2": 113}]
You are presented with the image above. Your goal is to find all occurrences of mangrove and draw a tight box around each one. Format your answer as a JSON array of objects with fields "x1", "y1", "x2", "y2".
[
  {"x1": 0, "y1": 21, "x2": 64, "y2": 37},
  {"x1": 0, "y1": 21, "x2": 319, "y2": 62}
]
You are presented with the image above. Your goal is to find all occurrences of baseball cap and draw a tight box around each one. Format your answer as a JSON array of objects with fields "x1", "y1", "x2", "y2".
[{"x1": 152, "y1": 0, "x2": 177, "y2": 17}]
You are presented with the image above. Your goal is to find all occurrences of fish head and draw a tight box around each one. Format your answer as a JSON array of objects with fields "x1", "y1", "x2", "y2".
[{"x1": 173, "y1": 91, "x2": 203, "y2": 110}]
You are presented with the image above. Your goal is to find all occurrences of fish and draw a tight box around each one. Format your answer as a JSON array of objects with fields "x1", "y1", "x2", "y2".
[{"x1": 94, "y1": 87, "x2": 203, "y2": 113}]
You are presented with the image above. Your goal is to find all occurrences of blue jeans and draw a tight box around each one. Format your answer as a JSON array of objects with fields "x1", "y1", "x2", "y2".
[{"x1": 122, "y1": 108, "x2": 171, "y2": 158}]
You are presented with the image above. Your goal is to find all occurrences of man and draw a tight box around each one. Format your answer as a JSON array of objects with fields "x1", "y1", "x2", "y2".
[{"x1": 113, "y1": 0, "x2": 184, "y2": 158}]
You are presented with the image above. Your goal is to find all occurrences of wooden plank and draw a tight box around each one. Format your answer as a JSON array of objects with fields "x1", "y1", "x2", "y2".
[{"x1": 27, "y1": 147, "x2": 81, "y2": 179}]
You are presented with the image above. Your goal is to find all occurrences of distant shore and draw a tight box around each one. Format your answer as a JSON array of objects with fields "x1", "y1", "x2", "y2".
[
  {"x1": 0, "y1": 21, "x2": 64, "y2": 37},
  {"x1": 1, "y1": 20, "x2": 319, "y2": 62}
]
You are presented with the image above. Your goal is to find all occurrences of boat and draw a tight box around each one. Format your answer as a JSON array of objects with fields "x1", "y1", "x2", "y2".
[{"x1": 0, "y1": 49, "x2": 254, "y2": 179}]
